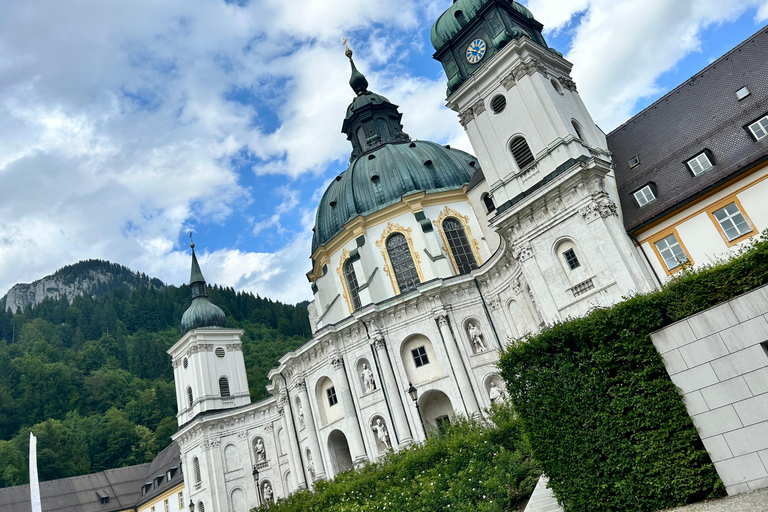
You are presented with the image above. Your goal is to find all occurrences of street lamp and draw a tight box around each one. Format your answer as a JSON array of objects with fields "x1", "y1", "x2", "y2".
[
  {"x1": 406, "y1": 382, "x2": 428, "y2": 438},
  {"x1": 252, "y1": 465, "x2": 263, "y2": 506},
  {"x1": 188, "y1": 500, "x2": 195, "y2": 512}
]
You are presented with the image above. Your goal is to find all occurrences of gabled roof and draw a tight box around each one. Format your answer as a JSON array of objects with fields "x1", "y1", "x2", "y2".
[{"x1": 609, "y1": 26, "x2": 768, "y2": 232}]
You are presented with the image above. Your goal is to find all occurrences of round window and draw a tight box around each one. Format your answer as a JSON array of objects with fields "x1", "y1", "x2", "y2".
[
  {"x1": 551, "y1": 78, "x2": 564, "y2": 95},
  {"x1": 183, "y1": 357, "x2": 188, "y2": 369},
  {"x1": 215, "y1": 347, "x2": 225, "y2": 358},
  {"x1": 490, "y1": 94, "x2": 506, "y2": 114}
]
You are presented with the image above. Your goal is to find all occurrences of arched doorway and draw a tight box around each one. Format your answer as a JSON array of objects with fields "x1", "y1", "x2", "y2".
[
  {"x1": 419, "y1": 390, "x2": 455, "y2": 433},
  {"x1": 327, "y1": 429, "x2": 353, "y2": 475}
]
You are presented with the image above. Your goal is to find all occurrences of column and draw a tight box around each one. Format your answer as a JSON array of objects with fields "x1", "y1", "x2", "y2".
[
  {"x1": 278, "y1": 393, "x2": 307, "y2": 490},
  {"x1": 371, "y1": 334, "x2": 413, "y2": 446},
  {"x1": 295, "y1": 379, "x2": 327, "y2": 481},
  {"x1": 331, "y1": 354, "x2": 368, "y2": 466},
  {"x1": 435, "y1": 312, "x2": 481, "y2": 416}
]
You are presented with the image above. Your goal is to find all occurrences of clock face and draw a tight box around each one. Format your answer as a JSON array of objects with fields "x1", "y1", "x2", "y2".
[{"x1": 466, "y1": 39, "x2": 487, "y2": 64}]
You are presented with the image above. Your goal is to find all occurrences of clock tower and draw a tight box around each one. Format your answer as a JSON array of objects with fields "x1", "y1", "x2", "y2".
[{"x1": 431, "y1": 0, "x2": 653, "y2": 321}]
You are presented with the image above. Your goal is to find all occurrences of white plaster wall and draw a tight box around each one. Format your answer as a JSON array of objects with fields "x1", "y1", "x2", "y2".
[{"x1": 650, "y1": 284, "x2": 768, "y2": 495}]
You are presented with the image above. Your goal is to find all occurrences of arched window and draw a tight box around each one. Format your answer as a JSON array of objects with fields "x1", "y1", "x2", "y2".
[
  {"x1": 375, "y1": 118, "x2": 390, "y2": 140},
  {"x1": 187, "y1": 387, "x2": 193, "y2": 408},
  {"x1": 386, "y1": 233, "x2": 420, "y2": 293},
  {"x1": 572, "y1": 120, "x2": 585, "y2": 141},
  {"x1": 482, "y1": 193, "x2": 495, "y2": 213},
  {"x1": 219, "y1": 377, "x2": 230, "y2": 397},
  {"x1": 509, "y1": 136, "x2": 535, "y2": 169},
  {"x1": 356, "y1": 127, "x2": 367, "y2": 149},
  {"x1": 197, "y1": 502, "x2": 205, "y2": 512},
  {"x1": 193, "y1": 457, "x2": 201, "y2": 484},
  {"x1": 443, "y1": 218, "x2": 478, "y2": 275},
  {"x1": 343, "y1": 259, "x2": 362, "y2": 310}
]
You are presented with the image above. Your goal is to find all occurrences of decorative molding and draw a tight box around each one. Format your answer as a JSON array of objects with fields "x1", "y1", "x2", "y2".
[
  {"x1": 435, "y1": 314, "x2": 449, "y2": 327},
  {"x1": 471, "y1": 98, "x2": 486, "y2": 115},
  {"x1": 459, "y1": 108, "x2": 474, "y2": 128},
  {"x1": 579, "y1": 195, "x2": 618, "y2": 222},
  {"x1": 371, "y1": 334, "x2": 386, "y2": 351},
  {"x1": 238, "y1": 431, "x2": 248, "y2": 440},
  {"x1": 331, "y1": 354, "x2": 345, "y2": 370},
  {"x1": 512, "y1": 242, "x2": 534, "y2": 262},
  {"x1": 336, "y1": 248, "x2": 355, "y2": 314},
  {"x1": 558, "y1": 75, "x2": 577, "y2": 92},
  {"x1": 265, "y1": 423, "x2": 273, "y2": 432},
  {"x1": 500, "y1": 71, "x2": 516, "y2": 90},
  {"x1": 375, "y1": 222, "x2": 425, "y2": 295},
  {"x1": 294, "y1": 379, "x2": 307, "y2": 392},
  {"x1": 432, "y1": 206, "x2": 484, "y2": 274}
]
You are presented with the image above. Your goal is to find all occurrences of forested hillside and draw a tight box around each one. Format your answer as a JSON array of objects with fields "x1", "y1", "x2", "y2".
[{"x1": 0, "y1": 265, "x2": 311, "y2": 488}]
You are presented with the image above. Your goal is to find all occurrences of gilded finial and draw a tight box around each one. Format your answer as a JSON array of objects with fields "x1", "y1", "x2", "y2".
[
  {"x1": 343, "y1": 37, "x2": 352, "y2": 59},
  {"x1": 189, "y1": 231, "x2": 195, "y2": 249}
]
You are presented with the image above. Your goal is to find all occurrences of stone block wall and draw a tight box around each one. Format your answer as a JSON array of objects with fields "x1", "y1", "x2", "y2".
[{"x1": 650, "y1": 284, "x2": 768, "y2": 495}]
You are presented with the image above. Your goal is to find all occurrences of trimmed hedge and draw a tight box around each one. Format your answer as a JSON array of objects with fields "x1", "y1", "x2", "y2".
[
  {"x1": 256, "y1": 405, "x2": 539, "y2": 512},
  {"x1": 499, "y1": 235, "x2": 768, "y2": 512}
]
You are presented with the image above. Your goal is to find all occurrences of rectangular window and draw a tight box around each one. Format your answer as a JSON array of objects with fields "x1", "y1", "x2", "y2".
[
  {"x1": 326, "y1": 386, "x2": 338, "y2": 407},
  {"x1": 748, "y1": 115, "x2": 768, "y2": 140},
  {"x1": 654, "y1": 234, "x2": 688, "y2": 270},
  {"x1": 151, "y1": 507, "x2": 155, "y2": 512},
  {"x1": 628, "y1": 155, "x2": 640, "y2": 168},
  {"x1": 179, "y1": 492, "x2": 184, "y2": 508},
  {"x1": 562, "y1": 249, "x2": 580, "y2": 270},
  {"x1": 164, "y1": 499, "x2": 169, "y2": 512},
  {"x1": 735, "y1": 86, "x2": 750, "y2": 100},
  {"x1": 687, "y1": 152, "x2": 713, "y2": 176},
  {"x1": 713, "y1": 202, "x2": 752, "y2": 241},
  {"x1": 412, "y1": 346, "x2": 430, "y2": 368},
  {"x1": 633, "y1": 185, "x2": 656, "y2": 207}
]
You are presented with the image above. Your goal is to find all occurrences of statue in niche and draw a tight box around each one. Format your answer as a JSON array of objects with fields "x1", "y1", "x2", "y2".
[
  {"x1": 297, "y1": 401, "x2": 305, "y2": 429},
  {"x1": 361, "y1": 363, "x2": 376, "y2": 393},
  {"x1": 254, "y1": 438, "x2": 266, "y2": 463},
  {"x1": 488, "y1": 381, "x2": 506, "y2": 404},
  {"x1": 306, "y1": 451, "x2": 316, "y2": 480},
  {"x1": 371, "y1": 418, "x2": 391, "y2": 451},
  {"x1": 468, "y1": 323, "x2": 488, "y2": 352},
  {"x1": 263, "y1": 482, "x2": 273, "y2": 503}
]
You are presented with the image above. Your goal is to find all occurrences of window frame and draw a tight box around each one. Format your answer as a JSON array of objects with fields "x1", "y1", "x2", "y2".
[
  {"x1": 706, "y1": 196, "x2": 755, "y2": 246},
  {"x1": 376, "y1": 223, "x2": 424, "y2": 295},
  {"x1": 433, "y1": 207, "x2": 484, "y2": 276},
  {"x1": 633, "y1": 184, "x2": 656, "y2": 207},
  {"x1": 686, "y1": 151, "x2": 714, "y2": 176},
  {"x1": 509, "y1": 136, "x2": 535, "y2": 170},
  {"x1": 562, "y1": 248, "x2": 580, "y2": 270},
  {"x1": 411, "y1": 346, "x2": 430, "y2": 368},
  {"x1": 219, "y1": 376, "x2": 230, "y2": 398},
  {"x1": 337, "y1": 249, "x2": 362, "y2": 314},
  {"x1": 648, "y1": 228, "x2": 693, "y2": 275},
  {"x1": 326, "y1": 386, "x2": 338, "y2": 407},
  {"x1": 746, "y1": 114, "x2": 768, "y2": 141}
]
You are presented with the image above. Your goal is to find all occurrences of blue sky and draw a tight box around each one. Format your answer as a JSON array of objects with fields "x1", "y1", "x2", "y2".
[{"x1": 0, "y1": 0, "x2": 766, "y2": 304}]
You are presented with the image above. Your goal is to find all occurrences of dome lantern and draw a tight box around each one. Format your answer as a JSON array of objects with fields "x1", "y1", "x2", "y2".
[{"x1": 180, "y1": 243, "x2": 227, "y2": 335}]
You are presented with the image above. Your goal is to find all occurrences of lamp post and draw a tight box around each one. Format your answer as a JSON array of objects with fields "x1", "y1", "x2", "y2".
[
  {"x1": 406, "y1": 382, "x2": 428, "y2": 439},
  {"x1": 252, "y1": 465, "x2": 263, "y2": 506},
  {"x1": 188, "y1": 500, "x2": 195, "y2": 512}
]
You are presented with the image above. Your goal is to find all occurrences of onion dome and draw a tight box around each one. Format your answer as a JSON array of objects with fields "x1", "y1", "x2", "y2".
[
  {"x1": 180, "y1": 243, "x2": 227, "y2": 335},
  {"x1": 311, "y1": 140, "x2": 478, "y2": 253}
]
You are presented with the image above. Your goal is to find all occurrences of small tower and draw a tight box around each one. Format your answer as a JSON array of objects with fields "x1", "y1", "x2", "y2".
[{"x1": 168, "y1": 243, "x2": 251, "y2": 426}]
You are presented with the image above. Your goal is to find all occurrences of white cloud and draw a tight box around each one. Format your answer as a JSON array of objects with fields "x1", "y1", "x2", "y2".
[{"x1": 527, "y1": 0, "x2": 767, "y2": 130}]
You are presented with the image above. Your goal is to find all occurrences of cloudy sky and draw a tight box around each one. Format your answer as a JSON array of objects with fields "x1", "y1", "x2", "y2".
[{"x1": 0, "y1": 0, "x2": 766, "y2": 304}]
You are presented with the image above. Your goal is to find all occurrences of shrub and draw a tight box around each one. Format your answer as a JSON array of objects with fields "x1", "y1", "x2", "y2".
[
  {"x1": 498, "y1": 235, "x2": 768, "y2": 511},
  {"x1": 256, "y1": 404, "x2": 539, "y2": 512}
]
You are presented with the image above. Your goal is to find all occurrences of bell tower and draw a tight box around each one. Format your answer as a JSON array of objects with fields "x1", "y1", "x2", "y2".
[
  {"x1": 431, "y1": 0, "x2": 653, "y2": 320},
  {"x1": 168, "y1": 243, "x2": 251, "y2": 426}
]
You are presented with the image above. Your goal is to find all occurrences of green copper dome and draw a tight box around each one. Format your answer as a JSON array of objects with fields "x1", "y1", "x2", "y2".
[
  {"x1": 311, "y1": 140, "x2": 478, "y2": 253},
  {"x1": 430, "y1": 0, "x2": 533, "y2": 51},
  {"x1": 180, "y1": 246, "x2": 227, "y2": 335}
]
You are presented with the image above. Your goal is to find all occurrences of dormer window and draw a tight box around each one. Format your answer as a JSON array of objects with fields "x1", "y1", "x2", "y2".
[
  {"x1": 747, "y1": 114, "x2": 768, "y2": 141},
  {"x1": 628, "y1": 155, "x2": 640, "y2": 168},
  {"x1": 735, "y1": 86, "x2": 750, "y2": 100},
  {"x1": 633, "y1": 184, "x2": 656, "y2": 207},
  {"x1": 96, "y1": 491, "x2": 110, "y2": 504},
  {"x1": 687, "y1": 151, "x2": 713, "y2": 176}
]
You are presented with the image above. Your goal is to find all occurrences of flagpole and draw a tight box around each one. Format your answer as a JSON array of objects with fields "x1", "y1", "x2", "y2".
[{"x1": 29, "y1": 432, "x2": 41, "y2": 512}]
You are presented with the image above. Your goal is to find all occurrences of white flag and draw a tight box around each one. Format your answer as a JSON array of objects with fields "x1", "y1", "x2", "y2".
[{"x1": 29, "y1": 432, "x2": 42, "y2": 512}]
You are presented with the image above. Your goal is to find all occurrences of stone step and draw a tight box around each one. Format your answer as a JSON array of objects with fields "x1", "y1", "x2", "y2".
[{"x1": 523, "y1": 475, "x2": 564, "y2": 512}]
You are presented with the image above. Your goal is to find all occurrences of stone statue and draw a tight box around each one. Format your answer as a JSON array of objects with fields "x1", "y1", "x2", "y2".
[
  {"x1": 371, "y1": 418, "x2": 391, "y2": 451},
  {"x1": 489, "y1": 381, "x2": 505, "y2": 404},
  {"x1": 306, "y1": 451, "x2": 316, "y2": 480},
  {"x1": 254, "y1": 438, "x2": 266, "y2": 463},
  {"x1": 468, "y1": 322, "x2": 488, "y2": 352},
  {"x1": 263, "y1": 482, "x2": 273, "y2": 503},
  {"x1": 361, "y1": 363, "x2": 376, "y2": 393},
  {"x1": 298, "y1": 401, "x2": 305, "y2": 429}
]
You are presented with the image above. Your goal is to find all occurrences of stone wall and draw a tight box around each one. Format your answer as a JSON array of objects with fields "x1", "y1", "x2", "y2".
[{"x1": 650, "y1": 284, "x2": 768, "y2": 495}]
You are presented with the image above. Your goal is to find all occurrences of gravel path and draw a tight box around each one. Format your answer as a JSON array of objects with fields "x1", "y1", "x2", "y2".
[{"x1": 658, "y1": 488, "x2": 768, "y2": 512}]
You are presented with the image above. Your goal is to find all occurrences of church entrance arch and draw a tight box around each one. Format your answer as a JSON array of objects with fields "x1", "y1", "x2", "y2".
[
  {"x1": 327, "y1": 429, "x2": 354, "y2": 475},
  {"x1": 418, "y1": 390, "x2": 454, "y2": 433}
]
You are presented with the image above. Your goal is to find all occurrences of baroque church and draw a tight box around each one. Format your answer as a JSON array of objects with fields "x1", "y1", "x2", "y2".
[{"x1": 3, "y1": 1, "x2": 767, "y2": 511}]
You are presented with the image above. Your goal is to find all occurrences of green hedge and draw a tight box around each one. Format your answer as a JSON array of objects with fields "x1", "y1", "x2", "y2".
[
  {"x1": 257, "y1": 405, "x2": 539, "y2": 512},
  {"x1": 498, "y1": 235, "x2": 768, "y2": 512}
]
